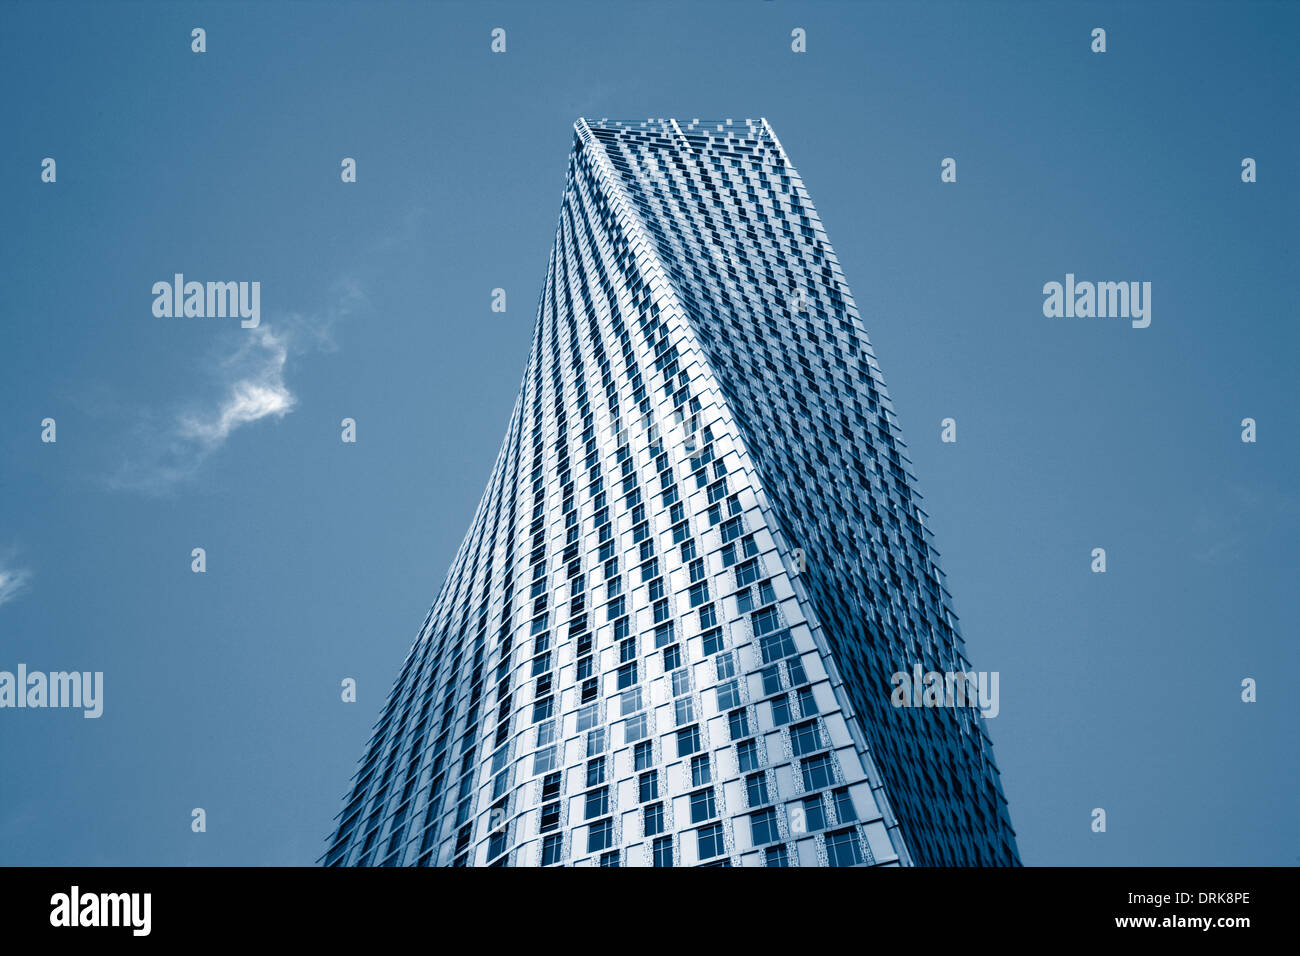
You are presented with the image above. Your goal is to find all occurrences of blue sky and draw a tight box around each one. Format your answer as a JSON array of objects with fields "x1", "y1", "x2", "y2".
[{"x1": 1, "y1": 0, "x2": 1296, "y2": 866}]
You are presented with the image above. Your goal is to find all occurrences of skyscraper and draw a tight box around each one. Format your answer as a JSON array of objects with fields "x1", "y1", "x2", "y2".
[{"x1": 324, "y1": 118, "x2": 1019, "y2": 867}]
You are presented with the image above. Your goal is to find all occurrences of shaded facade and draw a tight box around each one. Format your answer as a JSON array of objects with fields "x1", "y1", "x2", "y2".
[{"x1": 324, "y1": 118, "x2": 1019, "y2": 867}]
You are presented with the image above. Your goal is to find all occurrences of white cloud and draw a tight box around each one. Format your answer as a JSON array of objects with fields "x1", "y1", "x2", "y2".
[
  {"x1": 176, "y1": 327, "x2": 295, "y2": 447},
  {"x1": 0, "y1": 565, "x2": 32, "y2": 608},
  {"x1": 105, "y1": 267, "x2": 373, "y2": 494},
  {"x1": 108, "y1": 324, "x2": 300, "y2": 494}
]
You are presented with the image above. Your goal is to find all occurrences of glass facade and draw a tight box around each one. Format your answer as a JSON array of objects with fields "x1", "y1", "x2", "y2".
[{"x1": 323, "y1": 118, "x2": 1019, "y2": 867}]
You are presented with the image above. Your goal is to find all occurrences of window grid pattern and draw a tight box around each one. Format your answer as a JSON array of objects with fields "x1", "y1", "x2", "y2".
[{"x1": 323, "y1": 117, "x2": 1017, "y2": 869}]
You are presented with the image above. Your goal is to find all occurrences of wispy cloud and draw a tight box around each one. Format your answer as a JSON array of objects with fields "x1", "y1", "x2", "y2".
[
  {"x1": 0, "y1": 562, "x2": 32, "y2": 608},
  {"x1": 94, "y1": 191, "x2": 431, "y2": 496},
  {"x1": 176, "y1": 326, "x2": 295, "y2": 447},
  {"x1": 104, "y1": 272, "x2": 370, "y2": 494},
  {"x1": 108, "y1": 324, "x2": 299, "y2": 493},
  {"x1": 1190, "y1": 481, "x2": 1300, "y2": 567}
]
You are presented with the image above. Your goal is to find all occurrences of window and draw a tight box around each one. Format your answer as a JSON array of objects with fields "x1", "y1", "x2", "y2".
[
  {"x1": 737, "y1": 739, "x2": 760, "y2": 773},
  {"x1": 621, "y1": 686, "x2": 643, "y2": 717},
  {"x1": 690, "y1": 754, "x2": 711, "y2": 786},
  {"x1": 578, "y1": 784, "x2": 609, "y2": 820},
  {"x1": 735, "y1": 558, "x2": 760, "y2": 587},
  {"x1": 653, "y1": 836, "x2": 673, "y2": 867},
  {"x1": 764, "y1": 844, "x2": 789, "y2": 868},
  {"x1": 676, "y1": 724, "x2": 701, "y2": 757},
  {"x1": 541, "y1": 833, "x2": 563, "y2": 865},
  {"x1": 663, "y1": 644, "x2": 681, "y2": 672},
  {"x1": 802, "y1": 794, "x2": 826, "y2": 831},
  {"x1": 760, "y1": 666, "x2": 782, "y2": 695},
  {"x1": 728, "y1": 708, "x2": 749, "y2": 741},
  {"x1": 801, "y1": 754, "x2": 834, "y2": 791},
  {"x1": 752, "y1": 609, "x2": 782, "y2": 639},
  {"x1": 771, "y1": 694, "x2": 791, "y2": 726},
  {"x1": 533, "y1": 745, "x2": 556, "y2": 774},
  {"x1": 540, "y1": 801, "x2": 560, "y2": 832},
  {"x1": 688, "y1": 581, "x2": 709, "y2": 607},
  {"x1": 833, "y1": 787, "x2": 857, "y2": 823},
  {"x1": 633, "y1": 740, "x2": 653, "y2": 771},
  {"x1": 599, "y1": 851, "x2": 620, "y2": 868},
  {"x1": 587, "y1": 727, "x2": 605, "y2": 756},
  {"x1": 624, "y1": 712, "x2": 647, "y2": 743},
  {"x1": 587, "y1": 756, "x2": 606, "y2": 787},
  {"x1": 696, "y1": 822, "x2": 725, "y2": 860},
  {"x1": 577, "y1": 703, "x2": 599, "y2": 731},
  {"x1": 699, "y1": 604, "x2": 717, "y2": 629},
  {"x1": 790, "y1": 720, "x2": 821, "y2": 756},
  {"x1": 798, "y1": 685, "x2": 818, "y2": 716},
  {"x1": 638, "y1": 770, "x2": 659, "y2": 802},
  {"x1": 672, "y1": 668, "x2": 691, "y2": 697},
  {"x1": 689, "y1": 787, "x2": 716, "y2": 823},
  {"x1": 533, "y1": 697, "x2": 554, "y2": 722},
  {"x1": 715, "y1": 652, "x2": 736, "y2": 680},
  {"x1": 587, "y1": 818, "x2": 613, "y2": 854},
  {"x1": 750, "y1": 808, "x2": 779, "y2": 845},
  {"x1": 716, "y1": 679, "x2": 741, "y2": 711},
  {"x1": 644, "y1": 802, "x2": 665, "y2": 836},
  {"x1": 825, "y1": 828, "x2": 864, "y2": 866},
  {"x1": 541, "y1": 771, "x2": 561, "y2": 801}
]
